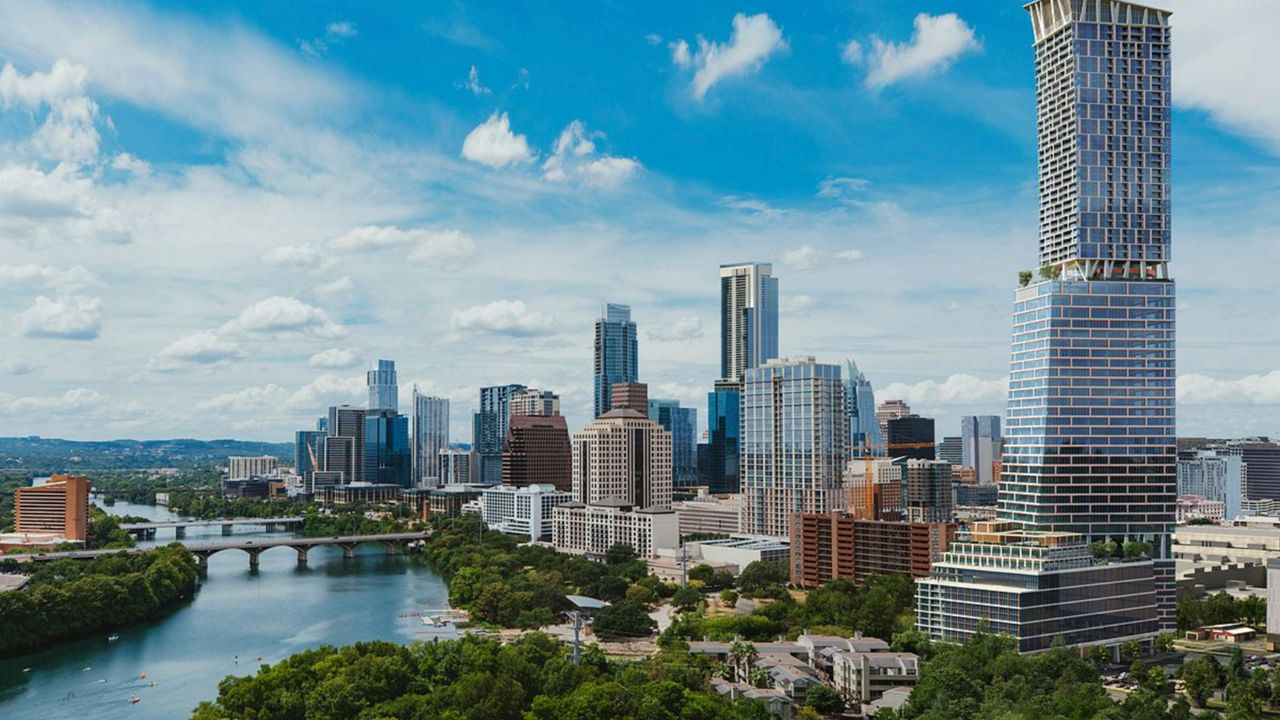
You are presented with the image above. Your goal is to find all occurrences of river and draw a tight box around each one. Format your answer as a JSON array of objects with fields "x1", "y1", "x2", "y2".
[{"x1": 0, "y1": 499, "x2": 453, "y2": 719}]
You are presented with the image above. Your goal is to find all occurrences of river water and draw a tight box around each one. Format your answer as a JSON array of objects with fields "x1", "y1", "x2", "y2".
[{"x1": 0, "y1": 499, "x2": 453, "y2": 719}]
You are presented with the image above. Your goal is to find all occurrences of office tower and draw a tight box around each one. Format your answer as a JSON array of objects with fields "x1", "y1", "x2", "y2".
[
  {"x1": 719, "y1": 262, "x2": 778, "y2": 383},
  {"x1": 845, "y1": 359, "x2": 884, "y2": 457},
  {"x1": 326, "y1": 405, "x2": 367, "y2": 483},
  {"x1": 294, "y1": 430, "x2": 325, "y2": 481},
  {"x1": 322, "y1": 436, "x2": 355, "y2": 484},
  {"x1": 903, "y1": 459, "x2": 954, "y2": 523},
  {"x1": 961, "y1": 416, "x2": 1002, "y2": 485},
  {"x1": 742, "y1": 357, "x2": 847, "y2": 538},
  {"x1": 922, "y1": 1, "x2": 1176, "y2": 649},
  {"x1": 609, "y1": 381, "x2": 648, "y2": 413},
  {"x1": 509, "y1": 388, "x2": 560, "y2": 417},
  {"x1": 503, "y1": 414, "x2": 572, "y2": 491},
  {"x1": 473, "y1": 384, "x2": 526, "y2": 484},
  {"x1": 571, "y1": 408, "x2": 673, "y2": 508},
  {"x1": 1178, "y1": 451, "x2": 1245, "y2": 521},
  {"x1": 844, "y1": 457, "x2": 907, "y2": 521},
  {"x1": 593, "y1": 303, "x2": 638, "y2": 418},
  {"x1": 701, "y1": 381, "x2": 742, "y2": 494},
  {"x1": 937, "y1": 437, "x2": 962, "y2": 466},
  {"x1": 439, "y1": 447, "x2": 474, "y2": 485},
  {"x1": 367, "y1": 359, "x2": 398, "y2": 412},
  {"x1": 14, "y1": 475, "x2": 89, "y2": 542},
  {"x1": 412, "y1": 390, "x2": 449, "y2": 486},
  {"x1": 886, "y1": 416, "x2": 935, "y2": 460},
  {"x1": 316, "y1": 415, "x2": 328, "y2": 433},
  {"x1": 227, "y1": 455, "x2": 278, "y2": 480},
  {"x1": 365, "y1": 409, "x2": 412, "y2": 487},
  {"x1": 649, "y1": 398, "x2": 698, "y2": 488},
  {"x1": 876, "y1": 400, "x2": 911, "y2": 446},
  {"x1": 1221, "y1": 439, "x2": 1280, "y2": 501}
]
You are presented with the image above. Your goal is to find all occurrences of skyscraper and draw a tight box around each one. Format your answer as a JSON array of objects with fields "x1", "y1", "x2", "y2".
[
  {"x1": 474, "y1": 384, "x2": 526, "y2": 484},
  {"x1": 572, "y1": 408, "x2": 673, "y2": 509},
  {"x1": 719, "y1": 262, "x2": 778, "y2": 383},
  {"x1": 649, "y1": 398, "x2": 698, "y2": 488},
  {"x1": 503, "y1": 414, "x2": 572, "y2": 491},
  {"x1": 509, "y1": 388, "x2": 560, "y2": 417},
  {"x1": 1003, "y1": 0, "x2": 1176, "y2": 628},
  {"x1": 326, "y1": 405, "x2": 367, "y2": 484},
  {"x1": 593, "y1": 303, "x2": 638, "y2": 418},
  {"x1": 365, "y1": 409, "x2": 412, "y2": 487},
  {"x1": 742, "y1": 357, "x2": 847, "y2": 538},
  {"x1": 367, "y1": 359, "x2": 398, "y2": 412},
  {"x1": 961, "y1": 415, "x2": 1002, "y2": 485},
  {"x1": 412, "y1": 390, "x2": 449, "y2": 486},
  {"x1": 701, "y1": 381, "x2": 742, "y2": 494},
  {"x1": 845, "y1": 359, "x2": 883, "y2": 457},
  {"x1": 886, "y1": 416, "x2": 935, "y2": 460},
  {"x1": 609, "y1": 381, "x2": 648, "y2": 413},
  {"x1": 295, "y1": 430, "x2": 325, "y2": 482},
  {"x1": 875, "y1": 400, "x2": 911, "y2": 447}
]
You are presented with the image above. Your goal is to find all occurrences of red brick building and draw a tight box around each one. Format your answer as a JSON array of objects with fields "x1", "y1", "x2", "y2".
[
  {"x1": 790, "y1": 512, "x2": 955, "y2": 588},
  {"x1": 502, "y1": 414, "x2": 572, "y2": 491}
]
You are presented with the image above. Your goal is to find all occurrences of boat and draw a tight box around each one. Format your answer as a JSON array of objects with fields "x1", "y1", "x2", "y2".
[
  {"x1": 82, "y1": 667, "x2": 91, "y2": 672},
  {"x1": 129, "y1": 695, "x2": 140, "y2": 704},
  {"x1": 138, "y1": 672, "x2": 147, "y2": 680},
  {"x1": 107, "y1": 634, "x2": 120, "y2": 642},
  {"x1": 21, "y1": 668, "x2": 30, "y2": 673}
]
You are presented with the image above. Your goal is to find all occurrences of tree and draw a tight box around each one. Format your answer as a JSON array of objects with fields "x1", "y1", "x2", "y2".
[
  {"x1": 1181, "y1": 656, "x2": 1222, "y2": 708},
  {"x1": 626, "y1": 584, "x2": 658, "y2": 607},
  {"x1": 805, "y1": 685, "x2": 845, "y2": 715},
  {"x1": 1227, "y1": 644, "x2": 1247, "y2": 684},
  {"x1": 605, "y1": 544, "x2": 637, "y2": 565},
  {"x1": 1238, "y1": 595, "x2": 1266, "y2": 626},
  {"x1": 1153, "y1": 632, "x2": 1175, "y2": 654},
  {"x1": 719, "y1": 589, "x2": 739, "y2": 607},
  {"x1": 1169, "y1": 695, "x2": 1193, "y2": 720},
  {"x1": 728, "y1": 640, "x2": 758, "y2": 683},
  {"x1": 1018, "y1": 270, "x2": 1033, "y2": 287},
  {"x1": 672, "y1": 585, "x2": 702, "y2": 612},
  {"x1": 1120, "y1": 639, "x2": 1142, "y2": 663},
  {"x1": 1088, "y1": 644, "x2": 1109, "y2": 667},
  {"x1": 592, "y1": 600, "x2": 656, "y2": 640},
  {"x1": 1039, "y1": 264, "x2": 1061, "y2": 280},
  {"x1": 736, "y1": 561, "x2": 788, "y2": 596}
]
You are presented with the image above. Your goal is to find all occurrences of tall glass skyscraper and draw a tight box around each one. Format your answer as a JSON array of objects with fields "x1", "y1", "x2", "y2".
[
  {"x1": 844, "y1": 358, "x2": 883, "y2": 457},
  {"x1": 961, "y1": 415, "x2": 1001, "y2": 485},
  {"x1": 412, "y1": 389, "x2": 449, "y2": 486},
  {"x1": 593, "y1": 303, "x2": 638, "y2": 418},
  {"x1": 367, "y1": 359, "x2": 398, "y2": 412},
  {"x1": 365, "y1": 409, "x2": 411, "y2": 487},
  {"x1": 719, "y1": 262, "x2": 778, "y2": 383},
  {"x1": 1002, "y1": 0, "x2": 1176, "y2": 627},
  {"x1": 701, "y1": 381, "x2": 741, "y2": 494},
  {"x1": 474, "y1": 383, "x2": 526, "y2": 484},
  {"x1": 648, "y1": 398, "x2": 698, "y2": 487}
]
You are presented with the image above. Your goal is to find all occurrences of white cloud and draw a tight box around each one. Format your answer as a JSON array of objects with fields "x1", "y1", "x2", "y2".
[
  {"x1": 722, "y1": 196, "x2": 784, "y2": 218},
  {"x1": 289, "y1": 372, "x2": 364, "y2": 408},
  {"x1": 196, "y1": 383, "x2": 288, "y2": 412},
  {"x1": 648, "y1": 315, "x2": 704, "y2": 342},
  {"x1": 461, "y1": 112, "x2": 535, "y2": 168},
  {"x1": 542, "y1": 120, "x2": 641, "y2": 189},
  {"x1": 0, "y1": 164, "x2": 131, "y2": 246},
  {"x1": 781, "y1": 245, "x2": 821, "y2": 270},
  {"x1": 221, "y1": 296, "x2": 345, "y2": 338},
  {"x1": 464, "y1": 65, "x2": 490, "y2": 95},
  {"x1": 817, "y1": 176, "x2": 871, "y2": 199},
  {"x1": 0, "y1": 359, "x2": 35, "y2": 375},
  {"x1": 450, "y1": 299, "x2": 558, "y2": 336},
  {"x1": 848, "y1": 13, "x2": 980, "y2": 89},
  {"x1": 673, "y1": 13, "x2": 787, "y2": 101},
  {"x1": 14, "y1": 294, "x2": 101, "y2": 340},
  {"x1": 1179, "y1": 371, "x2": 1280, "y2": 405},
  {"x1": 0, "y1": 387, "x2": 105, "y2": 415},
  {"x1": 111, "y1": 152, "x2": 151, "y2": 176},
  {"x1": 260, "y1": 243, "x2": 332, "y2": 271},
  {"x1": 880, "y1": 374, "x2": 1008, "y2": 406},
  {"x1": 301, "y1": 20, "x2": 358, "y2": 58},
  {"x1": 326, "y1": 21, "x2": 356, "y2": 38},
  {"x1": 330, "y1": 225, "x2": 476, "y2": 268},
  {"x1": 645, "y1": 33, "x2": 663, "y2": 47},
  {"x1": 155, "y1": 330, "x2": 242, "y2": 366},
  {"x1": 0, "y1": 58, "x2": 100, "y2": 162},
  {"x1": 309, "y1": 347, "x2": 360, "y2": 370},
  {"x1": 780, "y1": 294, "x2": 813, "y2": 315},
  {"x1": 841, "y1": 39, "x2": 863, "y2": 65},
  {"x1": 835, "y1": 248, "x2": 864, "y2": 261},
  {"x1": 0, "y1": 263, "x2": 100, "y2": 290},
  {"x1": 314, "y1": 276, "x2": 354, "y2": 298}
]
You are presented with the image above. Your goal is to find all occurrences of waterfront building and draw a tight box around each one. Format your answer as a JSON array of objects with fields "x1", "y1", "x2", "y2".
[
  {"x1": 1178, "y1": 451, "x2": 1245, "y2": 521},
  {"x1": 473, "y1": 384, "x2": 526, "y2": 485},
  {"x1": 609, "y1": 381, "x2": 648, "y2": 413},
  {"x1": 227, "y1": 455, "x2": 277, "y2": 480},
  {"x1": 594, "y1": 303, "x2": 638, "y2": 418},
  {"x1": 366, "y1": 358, "x2": 398, "y2": 412},
  {"x1": 886, "y1": 416, "x2": 935, "y2": 460},
  {"x1": 294, "y1": 431, "x2": 325, "y2": 482},
  {"x1": 649, "y1": 398, "x2": 698, "y2": 487},
  {"x1": 961, "y1": 416, "x2": 1002, "y2": 485},
  {"x1": 875, "y1": 400, "x2": 911, "y2": 448},
  {"x1": 720, "y1": 262, "x2": 778, "y2": 383},
  {"x1": 320, "y1": 482, "x2": 402, "y2": 506},
  {"x1": 1221, "y1": 439, "x2": 1280, "y2": 501},
  {"x1": 327, "y1": 405, "x2": 367, "y2": 484},
  {"x1": 438, "y1": 447, "x2": 474, "y2": 485},
  {"x1": 509, "y1": 388, "x2": 560, "y2": 417},
  {"x1": 845, "y1": 359, "x2": 884, "y2": 457},
  {"x1": 411, "y1": 390, "x2": 449, "y2": 486},
  {"x1": 790, "y1": 511, "x2": 954, "y2": 588},
  {"x1": 571, "y1": 408, "x2": 673, "y2": 509},
  {"x1": 14, "y1": 475, "x2": 90, "y2": 542},
  {"x1": 742, "y1": 357, "x2": 847, "y2": 539},
  {"x1": 701, "y1": 380, "x2": 742, "y2": 494},
  {"x1": 937, "y1": 437, "x2": 962, "y2": 466},
  {"x1": 480, "y1": 483, "x2": 572, "y2": 541},
  {"x1": 552, "y1": 500, "x2": 679, "y2": 559},
  {"x1": 365, "y1": 410, "x2": 412, "y2": 487},
  {"x1": 502, "y1": 414, "x2": 572, "y2": 491}
]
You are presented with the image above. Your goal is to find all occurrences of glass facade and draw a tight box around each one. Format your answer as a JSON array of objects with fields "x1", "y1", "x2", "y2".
[
  {"x1": 474, "y1": 384, "x2": 526, "y2": 485},
  {"x1": 364, "y1": 410, "x2": 411, "y2": 487},
  {"x1": 844, "y1": 359, "x2": 884, "y2": 457},
  {"x1": 294, "y1": 430, "x2": 325, "y2": 480},
  {"x1": 593, "y1": 303, "x2": 638, "y2": 418},
  {"x1": 719, "y1": 262, "x2": 778, "y2": 383},
  {"x1": 702, "y1": 381, "x2": 741, "y2": 494},
  {"x1": 412, "y1": 391, "x2": 449, "y2": 486},
  {"x1": 649, "y1": 399, "x2": 698, "y2": 487},
  {"x1": 367, "y1": 359, "x2": 398, "y2": 412}
]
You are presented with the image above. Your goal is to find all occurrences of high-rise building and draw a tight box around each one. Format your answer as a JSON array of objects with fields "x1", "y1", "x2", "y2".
[
  {"x1": 649, "y1": 398, "x2": 698, "y2": 488},
  {"x1": 701, "y1": 381, "x2": 742, "y2": 494},
  {"x1": 1178, "y1": 451, "x2": 1245, "y2": 521},
  {"x1": 294, "y1": 430, "x2": 325, "y2": 481},
  {"x1": 609, "y1": 381, "x2": 648, "y2": 413},
  {"x1": 903, "y1": 459, "x2": 954, "y2": 524},
  {"x1": 412, "y1": 390, "x2": 449, "y2": 486},
  {"x1": 594, "y1": 303, "x2": 638, "y2": 418},
  {"x1": 509, "y1": 388, "x2": 560, "y2": 417},
  {"x1": 571, "y1": 408, "x2": 673, "y2": 509},
  {"x1": 923, "y1": 0, "x2": 1177, "y2": 650},
  {"x1": 886, "y1": 416, "x2": 935, "y2": 460},
  {"x1": 326, "y1": 405, "x2": 367, "y2": 484},
  {"x1": 845, "y1": 359, "x2": 884, "y2": 457},
  {"x1": 365, "y1": 409, "x2": 412, "y2": 487},
  {"x1": 228, "y1": 455, "x2": 278, "y2": 480},
  {"x1": 14, "y1": 475, "x2": 90, "y2": 542},
  {"x1": 844, "y1": 458, "x2": 906, "y2": 521},
  {"x1": 1221, "y1": 440, "x2": 1280, "y2": 501},
  {"x1": 876, "y1": 400, "x2": 911, "y2": 446},
  {"x1": 503, "y1": 414, "x2": 572, "y2": 492},
  {"x1": 961, "y1": 416, "x2": 1002, "y2": 485},
  {"x1": 937, "y1": 437, "x2": 962, "y2": 466},
  {"x1": 367, "y1": 358, "x2": 398, "y2": 412},
  {"x1": 322, "y1": 436, "x2": 355, "y2": 485},
  {"x1": 439, "y1": 447, "x2": 474, "y2": 485},
  {"x1": 473, "y1": 384, "x2": 526, "y2": 485},
  {"x1": 742, "y1": 357, "x2": 847, "y2": 538},
  {"x1": 720, "y1": 262, "x2": 778, "y2": 383},
  {"x1": 791, "y1": 512, "x2": 955, "y2": 588}
]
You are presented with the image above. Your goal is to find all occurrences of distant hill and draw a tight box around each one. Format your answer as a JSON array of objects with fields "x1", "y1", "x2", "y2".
[{"x1": 0, "y1": 436, "x2": 293, "y2": 472}]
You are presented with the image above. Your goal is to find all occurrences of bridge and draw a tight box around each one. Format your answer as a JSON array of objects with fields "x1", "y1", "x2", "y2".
[
  {"x1": 13, "y1": 531, "x2": 431, "y2": 571},
  {"x1": 119, "y1": 516, "x2": 306, "y2": 539}
]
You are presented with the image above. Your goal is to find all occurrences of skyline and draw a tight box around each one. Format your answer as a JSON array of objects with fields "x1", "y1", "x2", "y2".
[{"x1": 0, "y1": 1, "x2": 1279, "y2": 443}]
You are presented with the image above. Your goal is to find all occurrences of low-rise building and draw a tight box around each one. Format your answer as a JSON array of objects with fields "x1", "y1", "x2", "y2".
[
  {"x1": 481, "y1": 483, "x2": 572, "y2": 541},
  {"x1": 672, "y1": 496, "x2": 742, "y2": 535},
  {"x1": 790, "y1": 512, "x2": 954, "y2": 588},
  {"x1": 831, "y1": 651, "x2": 920, "y2": 706},
  {"x1": 14, "y1": 475, "x2": 90, "y2": 542},
  {"x1": 686, "y1": 535, "x2": 789, "y2": 569},
  {"x1": 320, "y1": 482, "x2": 402, "y2": 505},
  {"x1": 552, "y1": 500, "x2": 678, "y2": 559},
  {"x1": 1174, "y1": 524, "x2": 1280, "y2": 566},
  {"x1": 1177, "y1": 495, "x2": 1225, "y2": 524}
]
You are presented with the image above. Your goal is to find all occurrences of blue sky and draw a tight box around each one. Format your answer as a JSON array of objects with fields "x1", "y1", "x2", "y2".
[{"x1": 0, "y1": 0, "x2": 1277, "y2": 442}]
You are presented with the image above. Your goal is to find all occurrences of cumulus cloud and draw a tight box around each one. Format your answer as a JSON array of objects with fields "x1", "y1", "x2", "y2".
[
  {"x1": 260, "y1": 243, "x2": 332, "y2": 271},
  {"x1": 1179, "y1": 371, "x2": 1280, "y2": 405},
  {"x1": 541, "y1": 120, "x2": 641, "y2": 189},
  {"x1": 450, "y1": 299, "x2": 558, "y2": 336},
  {"x1": 331, "y1": 225, "x2": 476, "y2": 268},
  {"x1": 309, "y1": 347, "x2": 360, "y2": 370},
  {"x1": 648, "y1": 315, "x2": 704, "y2": 342},
  {"x1": 880, "y1": 374, "x2": 1008, "y2": 406},
  {"x1": 0, "y1": 387, "x2": 105, "y2": 415},
  {"x1": 846, "y1": 13, "x2": 980, "y2": 89},
  {"x1": 314, "y1": 276, "x2": 354, "y2": 298},
  {"x1": 14, "y1": 294, "x2": 101, "y2": 340},
  {"x1": 780, "y1": 295, "x2": 814, "y2": 315},
  {"x1": 221, "y1": 296, "x2": 345, "y2": 338},
  {"x1": 0, "y1": 164, "x2": 131, "y2": 245},
  {"x1": 461, "y1": 112, "x2": 535, "y2": 168},
  {"x1": 780, "y1": 245, "x2": 864, "y2": 269},
  {"x1": 111, "y1": 152, "x2": 151, "y2": 176},
  {"x1": 671, "y1": 13, "x2": 787, "y2": 100},
  {"x1": 463, "y1": 65, "x2": 490, "y2": 95},
  {"x1": 154, "y1": 330, "x2": 242, "y2": 366},
  {"x1": 196, "y1": 383, "x2": 288, "y2": 412},
  {"x1": 0, "y1": 58, "x2": 100, "y2": 162},
  {"x1": 289, "y1": 372, "x2": 365, "y2": 408},
  {"x1": 0, "y1": 263, "x2": 100, "y2": 291}
]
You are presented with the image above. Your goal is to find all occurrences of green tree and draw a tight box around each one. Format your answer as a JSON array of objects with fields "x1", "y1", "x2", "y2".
[
  {"x1": 1120, "y1": 639, "x2": 1142, "y2": 662},
  {"x1": 735, "y1": 560, "x2": 788, "y2": 596},
  {"x1": 672, "y1": 585, "x2": 702, "y2": 612},
  {"x1": 593, "y1": 600, "x2": 656, "y2": 640},
  {"x1": 804, "y1": 685, "x2": 845, "y2": 715},
  {"x1": 1227, "y1": 644, "x2": 1246, "y2": 683},
  {"x1": 605, "y1": 543, "x2": 638, "y2": 565},
  {"x1": 1181, "y1": 656, "x2": 1222, "y2": 708},
  {"x1": 1018, "y1": 270, "x2": 1033, "y2": 287}
]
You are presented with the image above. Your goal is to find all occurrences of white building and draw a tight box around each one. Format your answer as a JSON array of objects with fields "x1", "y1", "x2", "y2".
[
  {"x1": 509, "y1": 388, "x2": 560, "y2": 417},
  {"x1": 1267, "y1": 558, "x2": 1280, "y2": 650},
  {"x1": 552, "y1": 500, "x2": 678, "y2": 559},
  {"x1": 686, "y1": 536, "x2": 790, "y2": 569},
  {"x1": 412, "y1": 390, "x2": 449, "y2": 486},
  {"x1": 227, "y1": 455, "x2": 278, "y2": 480},
  {"x1": 1178, "y1": 451, "x2": 1245, "y2": 521},
  {"x1": 438, "y1": 448, "x2": 474, "y2": 486},
  {"x1": 481, "y1": 484, "x2": 571, "y2": 541},
  {"x1": 1177, "y1": 496, "x2": 1225, "y2": 524},
  {"x1": 831, "y1": 651, "x2": 920, "y2": 706},
  {"x1": 673, "y1": 495, "x2": 743, "y2": 535},
  {"x1": 572, "y1": 408, "x2": 673, "y2": 509}
]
